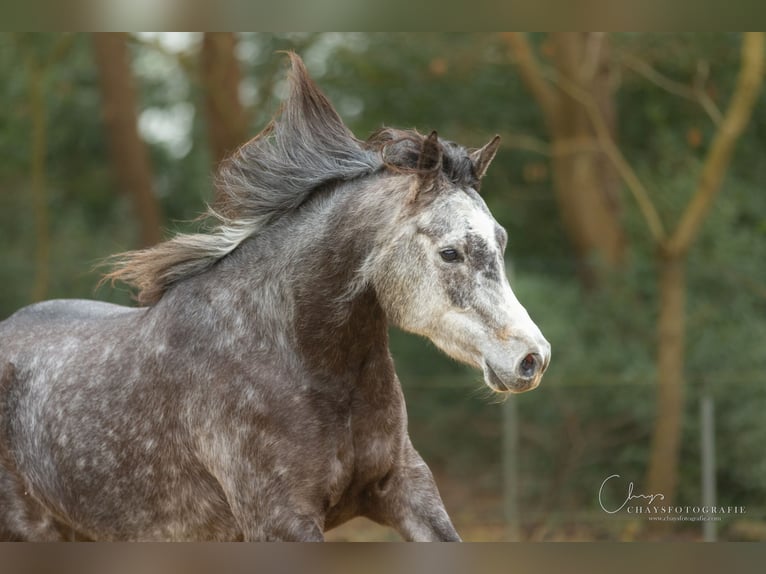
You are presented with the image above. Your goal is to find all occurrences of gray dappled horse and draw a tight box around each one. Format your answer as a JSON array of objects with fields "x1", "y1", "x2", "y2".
[{"x1": 0, "y1": 54, "x2": 550, "y2": 541}]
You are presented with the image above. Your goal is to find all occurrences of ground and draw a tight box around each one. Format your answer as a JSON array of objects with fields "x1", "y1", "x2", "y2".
[{"x1": 324, "y1": 468, "x2": 735, "y2": 542}]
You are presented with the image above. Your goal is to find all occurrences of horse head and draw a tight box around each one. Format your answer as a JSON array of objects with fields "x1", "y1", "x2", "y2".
[{"x1": 362, "y1": 128, "x2": 551, "y2": 393}]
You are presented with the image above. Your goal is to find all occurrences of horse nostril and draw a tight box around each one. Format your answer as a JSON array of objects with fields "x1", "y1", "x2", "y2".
[{"x1": 519, "y1": 353, "x2": 541, "y2": 379}]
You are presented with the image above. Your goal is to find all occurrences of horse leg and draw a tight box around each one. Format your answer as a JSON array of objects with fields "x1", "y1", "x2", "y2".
[
  {"x1": 0, "y1": 362, "x2": 66, "y2": 541},
  {"x1": 0, "y1": 459, "x2": 68, "y2": 541},
  {"x1": 364, "y1": 439, "x2": 461, "y2": 541},
  {"x1": 222, "y1": 489, "x2": 325, "y2": 541},
  {"x1": 203, "y1": 451, "x2": 325, "y2": 541},
  {"x1": 261, "y1": 515, "x2": 324, "y2": 542}
]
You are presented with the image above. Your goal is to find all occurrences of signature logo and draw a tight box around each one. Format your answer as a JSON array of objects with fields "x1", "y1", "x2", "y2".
[{"x1": 598, "y1": 474, "x2": 665, "y2": 514}]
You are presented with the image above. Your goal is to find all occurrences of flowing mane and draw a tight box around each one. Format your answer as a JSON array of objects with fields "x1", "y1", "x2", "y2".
[{"x1": 104, "y1": 53, "x2": 482, "y2": 305}]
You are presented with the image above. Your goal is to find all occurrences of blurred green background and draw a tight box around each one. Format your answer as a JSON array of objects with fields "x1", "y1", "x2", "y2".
[{"x1": 1, "y1": 33, "x2": 764, "y2": 541}]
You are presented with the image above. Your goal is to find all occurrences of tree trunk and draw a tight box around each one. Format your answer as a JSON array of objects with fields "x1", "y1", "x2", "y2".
[
  {"x1": 644, "y1": 33, "x2": 764, "y2": 518},
  {"x1": 549, "y1": 33, "x2": 625, "y2": 285},
  {"x1": 27, "y1": 58, "x2": 50, "y2": 302},
  {"x1": 200, "y1": 33, "x2": 247, "y2": 166},
  {"x1": 92, "y1": 32, "x2": 162, "y2": 247},
  {"x1": 645, "y1": 253, "x2": 686, "y2": 507},
  {"x1": 504, "y1": 32, "x2": 626, "y2": 287}
]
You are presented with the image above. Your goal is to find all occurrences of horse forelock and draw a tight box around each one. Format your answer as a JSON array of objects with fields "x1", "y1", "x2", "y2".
[{"x1": 365, "y1": 128, "x2": 479, "y2": 190}]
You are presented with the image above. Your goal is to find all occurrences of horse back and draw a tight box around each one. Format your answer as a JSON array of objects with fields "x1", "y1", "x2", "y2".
[
  {"x1": 0, "y1": 298, "x2": 140, "y2": 362},
  {"x1": 0, "y1": 298, "x2": 144, "y2": 427},
  {"x1": 1, "y1": 299, "x2": 137, "y2": 327}
]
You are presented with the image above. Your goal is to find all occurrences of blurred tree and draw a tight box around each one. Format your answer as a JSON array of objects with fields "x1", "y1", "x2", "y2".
[
  {"x1": 92, "y1": 32, "x2": 163, "y2": 247},
  {"x1": 200, "y1": 33, "x2": 247, "y2": 166},
  {"x1": 643, "y1": 33, "x2": 764, "y2": 508},
  {"x1": 504, "y1": 32, "x2": 625, "y2": 286},
  {"x1": 13, "y1": 34, "x2": 76, "y2": 301},
  {"x1": 26, "y1": 54, "x2": 48, "y2": 301},
  {"x1": 517, "y1": 32, "x2": 765, "y2": 509}
]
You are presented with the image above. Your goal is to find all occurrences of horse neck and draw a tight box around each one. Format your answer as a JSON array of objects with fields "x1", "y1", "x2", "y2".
[
  {"x1": 285, "y1": 179, "x2": 396, "y2": 380},
  {"x1": 153, "y1": 176, "x2": 401, "y2": 385}
]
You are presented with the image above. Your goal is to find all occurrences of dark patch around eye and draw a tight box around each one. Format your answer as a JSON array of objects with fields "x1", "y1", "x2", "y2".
[{"x1": 465, "y1": 233, "x2": 500, "y2": 282}]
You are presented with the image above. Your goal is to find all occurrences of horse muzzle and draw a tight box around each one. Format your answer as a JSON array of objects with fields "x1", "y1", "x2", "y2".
[{"x1": 482, "y1": 343, "x2": 551, "y2": 393}]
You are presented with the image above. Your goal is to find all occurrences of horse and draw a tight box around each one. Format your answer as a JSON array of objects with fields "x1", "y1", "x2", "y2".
[{"x1": 0, "y1": 53, "x2": 550, "y2": 541}]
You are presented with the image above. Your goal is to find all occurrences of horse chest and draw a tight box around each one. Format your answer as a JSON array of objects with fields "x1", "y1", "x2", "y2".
[{"x1": 326, "y1": 392, "x2": 404, "y2": 508}]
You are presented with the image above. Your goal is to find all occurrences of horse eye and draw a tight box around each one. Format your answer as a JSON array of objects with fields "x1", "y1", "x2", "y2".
[{"x1": 439, "y1": 248, "x2": 460, "y2": 262}]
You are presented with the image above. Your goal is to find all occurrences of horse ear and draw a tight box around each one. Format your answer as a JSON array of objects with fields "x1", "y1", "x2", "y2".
[
  {"x1": 418, "y1": 130, "x2": 443, "y2": 174},
  {"x1": 282, "y1": 52, "x2": 357, "y2": 143},
  {"x1": 406, "y1": 131, "x2": 443, "y2": 203},
  {"x1": 470, "y1": 135, "x2": 501, "y2": 180}
]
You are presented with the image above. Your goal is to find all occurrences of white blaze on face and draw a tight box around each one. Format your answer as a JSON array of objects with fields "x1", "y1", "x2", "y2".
[{"x1": 387, "y1": 188, "x2": 551, "y2": 393}]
